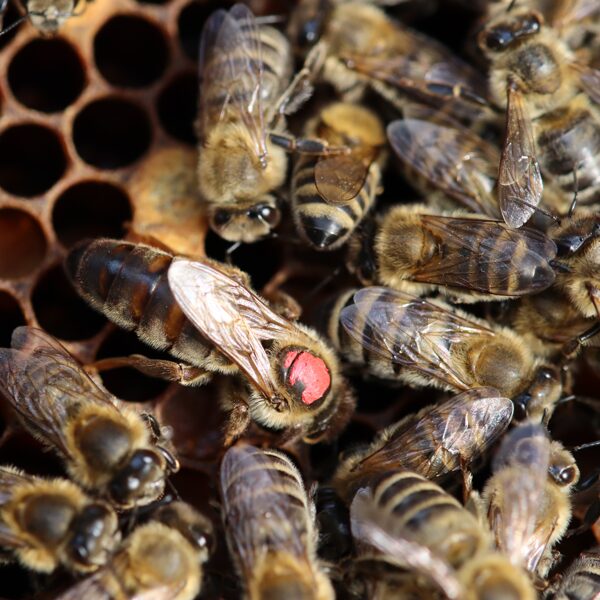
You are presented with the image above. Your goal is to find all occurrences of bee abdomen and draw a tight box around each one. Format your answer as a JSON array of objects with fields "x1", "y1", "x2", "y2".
[
  {"x1": 65, "y1": 239, "x2": 213, "y2": 360},
  {"x1": 537, "y1": 107, "x2": 600, "y2": 205},
  {"x1": 292, "y1": 159, "x2": 378, "y2": 250}
]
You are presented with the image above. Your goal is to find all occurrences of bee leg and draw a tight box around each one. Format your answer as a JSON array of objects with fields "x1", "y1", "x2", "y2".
[
  {"x1": 223, "y1": 402, "x2": 251, "y2": 447},
  {"x1": 460, "y1": 456, "x2": 473, "y2": 505},
  {"x1": 270, "y1": 41, "x2": 327, "y2": 123},
  {"x1": 88, "y1": 355, "x2": 213, "y2": 386},
  {"x1": 269, "y1": 132, "x2": 350, "y2": 156}
]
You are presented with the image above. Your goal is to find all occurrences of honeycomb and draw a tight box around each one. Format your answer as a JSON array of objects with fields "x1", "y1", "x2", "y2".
[{"x1": 0, "y1": 0, "x2": 598, "y2": 598}]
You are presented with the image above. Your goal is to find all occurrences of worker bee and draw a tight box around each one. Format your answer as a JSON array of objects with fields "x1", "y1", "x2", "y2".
[
  {"x1": 291, "y1": 101, "x2": 386, "y2": 251},
  {"x1": 288, "y1": 0, "x2": 490, "y2": 123},
  {"x1": 346, "y1": 203, "x2": 557, "y2": 303},
  {"x1": 56, "y1": 501, "x2": 214, "y2": 600},
  {"x1": 66, "y1": 239, "x2": 355, "y2": 444},
  {"x1": 333, "y1": 387, "x2": 514, "y2": 502},
  {"x1": 350, "y1": 471, "x2": 536, "y2": 600},
  {"x1": 0, "y1": 466, "x2": 119, "y2": 574},
  {"x1": 329, "y1": 286, "x2": 541, "y2": 398},
  {"x1": 0, "y1": 327, "x2": 179, "y2": 509},
  {"x1": 551, "y1": 207, "x2": 600, "y2": 319},
  {"x1": 544, "y1": 547, "x2": 600, "y2": 600},
  {"x1": 0, "y1": 0, "x2": 87, "y2": 34},
  {"x1": 220, "y1": 444, "x2": 334, "y2": 600},
  {"x1": 483, "y1": 422, "x2": 579, "y2": 578},
  {"x1": 478, "y1": 5, "x2": 600, "y2": 219},
  {"x1": 197, "y1": 3, "x2": 346, "y2": 243}
]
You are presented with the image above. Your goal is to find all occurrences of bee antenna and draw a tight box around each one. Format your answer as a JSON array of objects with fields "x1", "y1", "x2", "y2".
[
  {"x1": 507, "y1": 0, "x2": 518, "y2": 11},
  {"x1": 165, "y1": 476, "x2": 182, "y2": 502},
  {"x1": 569, "y1": 440, "x2": 600, "y2": 453},
  {"x1": 0, "y1": 14, "x2": 27, "y2": 36},
  {"x1": 302, "y1": 266, "x2": 343, "y2": 303}
]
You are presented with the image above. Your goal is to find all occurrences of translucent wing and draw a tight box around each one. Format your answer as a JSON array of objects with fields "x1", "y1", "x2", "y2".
[
  {"x1": 487, "y1": 423, "x2": 550, "y2": 571},
  {"x1": 340, "y1": 287, "x2": 495, "y2": 390},
  {"x1": 357, "y1": 388, "x2": 513, "y2": 479},
  {"x1": 315, "y1": 146, "x2": 376, "y2": 205},
  {"x1": 198, "y1": 4, "x2": 267, "y2": 163},
  {"x1": 498, "y1": 85, "x2": 543, "y2": 228},
  {"x1": 549, "y1": 0, "x2": 600, "y2": 27},
  {"x1": 220, "y1": 446, "x2": 312, "y2": 580},
  {"x1": 168, "y1": 259, "x2": 296, "y2": 400},
  {"x1": 577, "y1": 65, "x2": 600, "y2": 105},
  {"x1": 54, "y1": 570, "x2": 113, "y2": 600},
  {"x1": 411, "y1": 216, "x2": 557, "y2": 295},
  {"x1": 351, "y1": 488, "x2": 463, "y2": 600},
  {"x1": 387, "y1": 119, "x2": 501, "y2": 217},
  {"x1": 0, "y1": 327, "x2": 120, "y2": 458}
]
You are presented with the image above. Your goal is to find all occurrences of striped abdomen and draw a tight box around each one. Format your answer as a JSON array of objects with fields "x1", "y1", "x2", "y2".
[
  {"x1": 370, "y1": 471, "x2": 488, "y2": 569},
  {"x1": 202, "y1": 24, "x2": 292, "y2": 127},
  {"x1": 65, "y1": 239, "x2": 223, "y2": 369},
  {"x1": 292, "y1": 156, "x2": 380, "y2": 250},
  {"x1": 536, "y1": 101, "x2": 600, "y2": 206},
  {"x1": 552, "y1": 551, "x2": 600, "y2": 600}
]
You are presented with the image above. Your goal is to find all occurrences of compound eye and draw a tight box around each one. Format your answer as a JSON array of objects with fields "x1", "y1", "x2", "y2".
[
  {"x1": 485, "y1": 27, "x2": 513, "y2": 50},
  {"x1": 521, "y1": 14, "x2": 541, "y2": 34},
  {"x1": 280, "y1": 348, "x2": 331, "y2": 407},
  {"x1": 250, "y1": 204, "x2": 280, "y2": 227},
  {"x1": 213, "y1": 210, "x2": 232, "y2": 227},
  {"x1": 558, "y1": 465, "x2": 577, "y2": 486}
]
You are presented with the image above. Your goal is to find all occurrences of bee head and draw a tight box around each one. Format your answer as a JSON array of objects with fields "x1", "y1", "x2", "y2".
[
  {"x1": 109, "y1": 449, "x2": 166, "y2": 508},
  {"x1": 287, "y1": 0, "x2": 330, "y2": 54},
  {"x1": 278, "y1": 346, "x2": 332, "y2": 409},
  {"x1": 210, "y1": 200, "x2": 280, "y2": 243},
  {"x1": 67, "y1": 502, "x2": 120, "y2": 570},
  {"x1": 478, "y1": 10, "x2": 542, "y2": 53}
]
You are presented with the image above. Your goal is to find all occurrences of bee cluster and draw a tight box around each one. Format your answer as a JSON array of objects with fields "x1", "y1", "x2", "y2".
[{"x1": 0, "y1": 0, "x2": 598, "y2": 598}]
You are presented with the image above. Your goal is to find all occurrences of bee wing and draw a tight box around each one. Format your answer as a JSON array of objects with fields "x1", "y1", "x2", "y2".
[
  {"x1": 168, "y1": 259, "x2": 295, "y2": 400},
  {"x1": 0, "y1": 467, "x2": 36, "y2": 505},
  {"x1": 54, "y1": 570, "x2": 112, "y2": 600},
  {"x1": 361, "y1": 387, "x2": 513, "y2": 478},
  {"x1": 577, "y1": 65, "x2": 600, "y2": 105},
  {"x1": 387, "y1": 119, "x2": 501, "y2": 217},
  {"x1": 498, "y1": 86, "x2": 543, "y2": 228},
  {"x1": 487, "y1": 423, "x2": 551, "y2": 571},
  {"x1": 550, "y1": 0, "x2": 600, "y2": 27},
  {"x1": 340, "y1": 287, "x2": 494, "y2": 390},
  {"x1": 411, "y1": 216, "x2": 556, "y2": 295},
  {"x1": 220, "y1": 446, "x2": 312, "y2": 579},
  {"x1": 198, "y1": 4, "x2": 267, "y2": 162},
  {"x1": 314, "y1": 146, "x2": 375, "y2": 205},
  {"x1": 0, "y1": 327, "x2": 120, "y2": 458},
  {"x1": 351, "y1": 488, "x2": 463, "y2": 600}
]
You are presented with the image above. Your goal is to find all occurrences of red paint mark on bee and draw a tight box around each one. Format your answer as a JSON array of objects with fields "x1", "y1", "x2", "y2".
[{"x1": 283, "y1": 350, "x2": 330, "y2": 405}]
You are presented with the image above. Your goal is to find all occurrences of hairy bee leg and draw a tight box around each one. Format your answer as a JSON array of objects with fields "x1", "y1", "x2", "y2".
[
  {"x1": 269, "y1": 132, "x2": 350, "y2": 156},
  {"x1": 460, "y1": 456, "x2": 473, "y2": 505},
  {"x1": 270, "y1": 40, "x2": 327, "y2": 124},
  {"x1": 223, "y1": 403, "x2": 251, "y2": 447},
  {"x1": 88, "y1": 355, "x2": 213, "y2": 386}
]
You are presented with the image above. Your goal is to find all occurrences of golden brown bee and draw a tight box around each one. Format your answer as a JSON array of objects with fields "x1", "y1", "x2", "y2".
[
  {"x1": 0, "y1": 466, "x2": 119, "y2": 574},
  {"x1": 545, "y1": 547, "x2": 600, "y2": 600},
  {"x1": 483, "y1": 423, "x2": 580, "y2": 578},
  {"x1": 56, "y1": 501, "x2": 214, "y2": 600},
  {"x1": 291, "y1": 101, "x2": 386, "y2": 250},
  {"x1": 0, "y1": 327, "x2": 179, "y2": 509},
  {"x1": 350, "y1": 471, "x2": 536, "y2": 600},
  {"x1": 478, "y1": 5, "x2": 600, "y2": 218},
  {"x1": 197, "y1": 3, "x2": 343, "y2": 243},
  {"x1": 333, "y1": 387, "x2": 514, "y2": 502},
  {"x1": 66, "y1": 239, "x2": 355, "y2": 444},
  {"x1": 551, "y1": 207, "x2": 600, "y2": 319},
  {"x1": 328, "y1": 286, "x2": 541, "y2": 398},
  {"x1": 289, "y1": 0, "x2": 489, "y2": 121},
  {"x1": 220, "y1": 444, "x2": 334, "y2": 600},
  {"x1": 346, "y1": 203, "x2": 557, "y2": 303}
]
